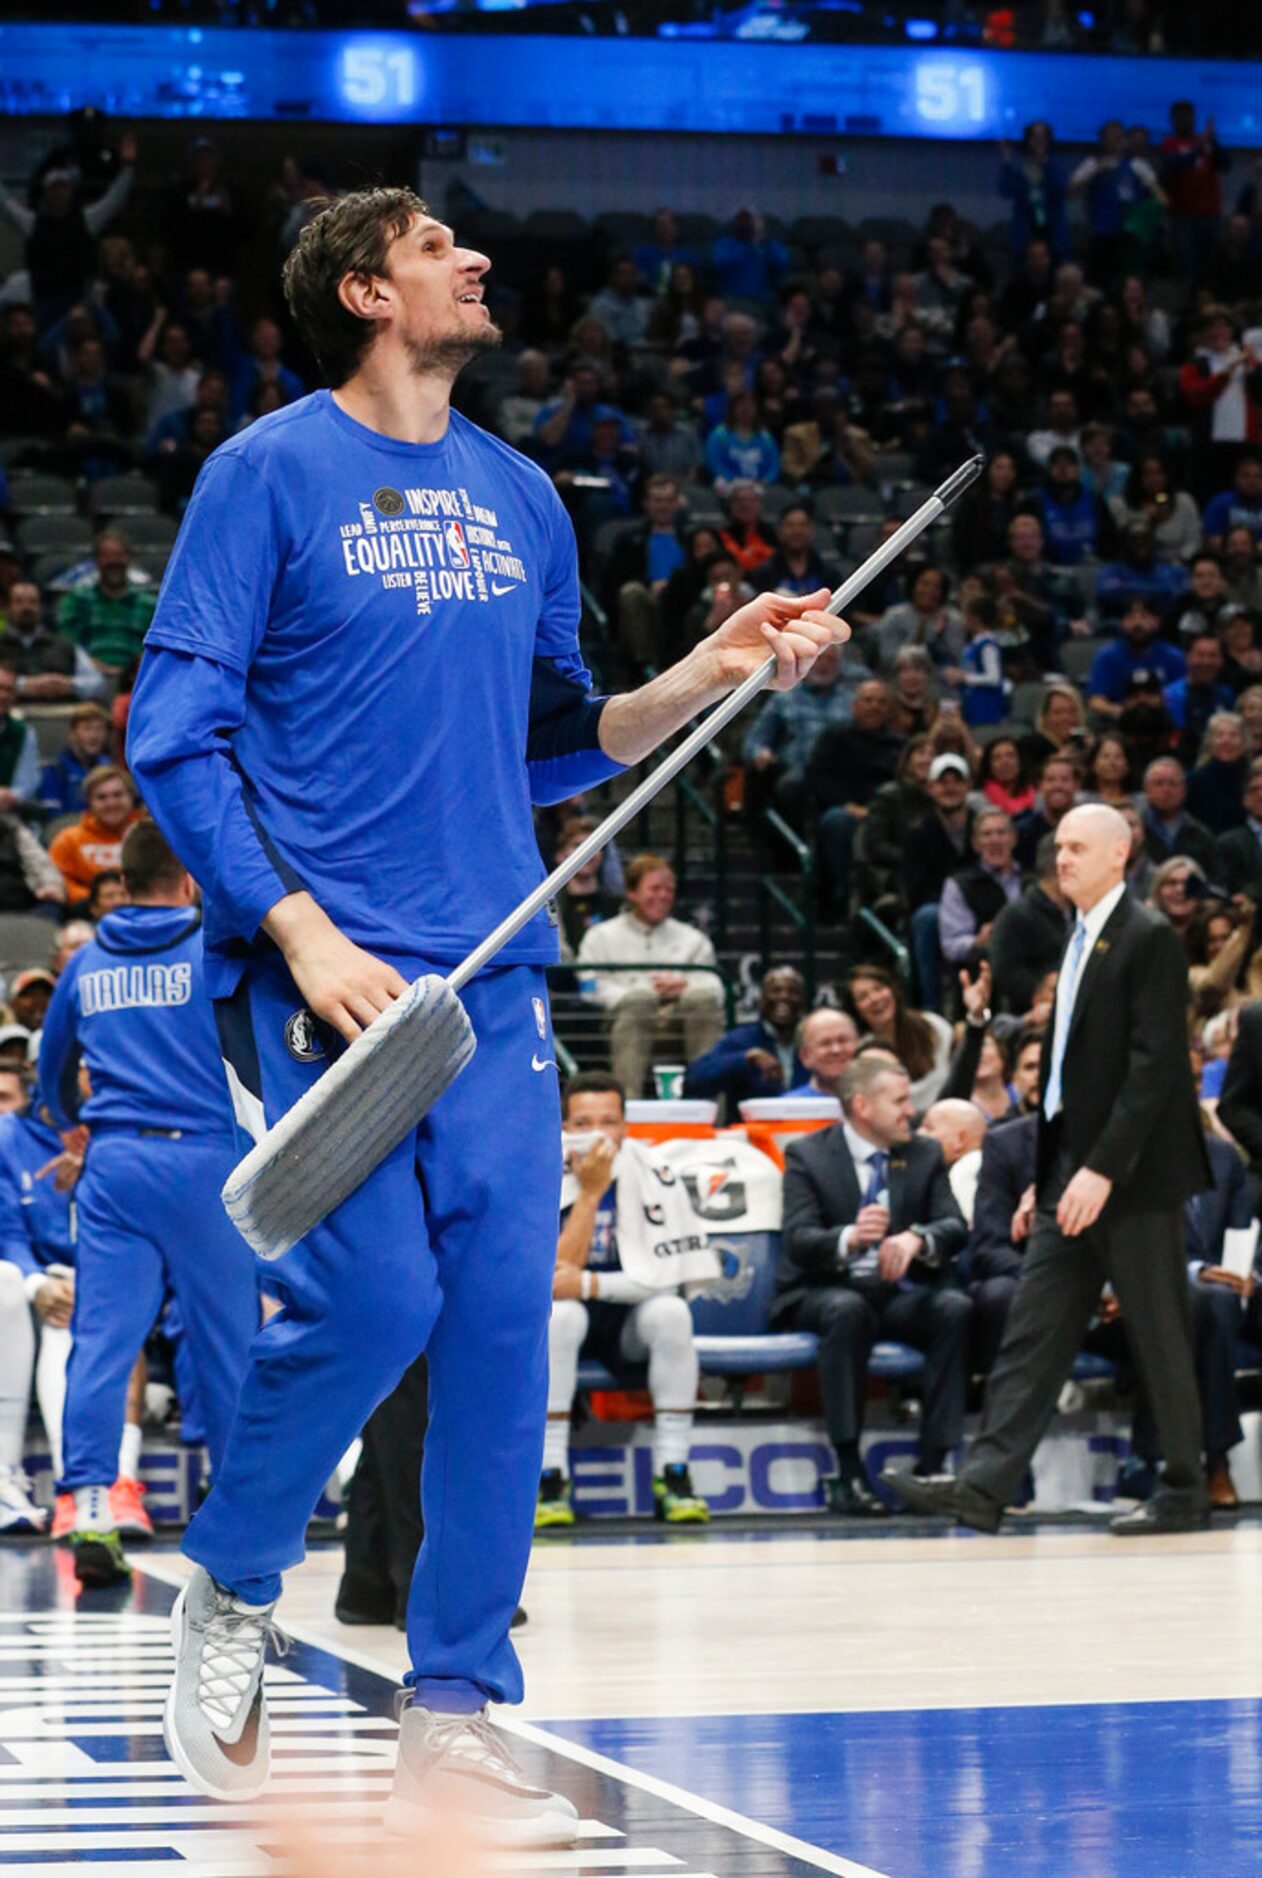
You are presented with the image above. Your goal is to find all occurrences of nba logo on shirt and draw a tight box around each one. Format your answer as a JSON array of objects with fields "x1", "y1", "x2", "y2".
[
  {"x1": 532, "y1": 996, "x2": 547, "y2": 1040},
  {"x1": 444, "y1": 519, "x2": 471, "y2": 568}
]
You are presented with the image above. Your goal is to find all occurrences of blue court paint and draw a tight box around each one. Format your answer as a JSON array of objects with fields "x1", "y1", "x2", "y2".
[{"x1": 543, "y1": 1704, "x2": 1262, "y2": 1878}]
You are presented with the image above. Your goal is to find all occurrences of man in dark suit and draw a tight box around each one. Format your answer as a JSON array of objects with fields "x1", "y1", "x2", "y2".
[
  {"x1": 989, "y1": 836, "x2": 1069, "y2": 1014},
  {"x1": 1215, "y1": 760, "x2": 1262, "y2": 897},
  {"x1": 886, "y1": 803, "x2": 1212, "y2": 1534},
  {"x1": 1219, "y1": 1002, "x2": 1262, "y2": 1184},
  {"x1": 969, "y1": 1112, "x2": 1037, "y2": 1374},
  {"x1": 774, "y1": 1052, "x2": 970, "y2": 1516}
]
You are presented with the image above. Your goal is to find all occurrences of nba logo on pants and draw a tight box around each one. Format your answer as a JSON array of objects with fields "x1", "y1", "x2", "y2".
[{"x1": 444, "y1": 520, "x2": 471, "y2": 568}]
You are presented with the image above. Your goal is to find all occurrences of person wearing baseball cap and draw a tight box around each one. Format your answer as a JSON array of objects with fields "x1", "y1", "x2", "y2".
[
  {"x1": 905, "y1": 752, "x2": 975, "y2": 1009},
  {"x1": 9, "y1": 972, "x2": 55, "y2": 1035}
]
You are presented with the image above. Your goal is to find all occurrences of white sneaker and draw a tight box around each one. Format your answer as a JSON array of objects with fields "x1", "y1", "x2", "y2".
[
  {"x1": 163, "y1": 1566, "x2": 282, "y2": 1801},
  {"x1": 383, "y1": 1697, "x2": 579, "y2": 1848},
  {"x1": 0, "y1": 1465, "x2": 48, "y2": 1534}
]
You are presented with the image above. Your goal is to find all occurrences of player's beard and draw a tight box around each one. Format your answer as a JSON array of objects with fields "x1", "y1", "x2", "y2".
[{"x1": 403, "y1": 317, "x2": 503, "y2": 380}]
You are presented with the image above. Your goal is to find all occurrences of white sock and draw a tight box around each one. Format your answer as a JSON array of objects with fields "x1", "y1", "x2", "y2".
[
  {"x1": 117, "y1": 1421, "x2": 142, "y2": 1482},
  {"x1": 654, "y1": 1411, "x2": 693, "y2": 1474},
  {"x1": 36, "y1": 1325, "x2": 70, "y2": 1480},
  {"x1": 624, "y1": 1296, "x2": 699, "y2": 1476},
  {"x1": 542, "y1": 1417, "x2": 571, "y2": 1477},
  {"x1": 75, "y1": 1485, "x2": 113, "y2": 1531},
  {"x1": 0, "y1": 1264, "x2": 34, "y2": 1471}
]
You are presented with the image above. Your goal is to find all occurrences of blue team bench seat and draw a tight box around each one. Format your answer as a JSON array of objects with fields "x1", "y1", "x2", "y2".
[
  {"x1": 1070, "y1": 1351, "x2": 1118, "y2": 1383},
  {"x1": 1235, "y1": 1339, "x2": 1262, "y2": 1373},
  {"x1": 870, "y1": 1341, "x2": 925, "y2": 1382},
  {"x1": 577, "y1": 1359, "x2": 627, "y2": 1392},
  {"x1": 692, "y1": 1330, "x2": 819, "y2": 1377}
]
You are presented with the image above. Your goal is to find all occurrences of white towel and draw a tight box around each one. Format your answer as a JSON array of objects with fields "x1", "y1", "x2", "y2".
[{"x1": 561, "y1": 1133, "x2": 721, "y2": 1297}]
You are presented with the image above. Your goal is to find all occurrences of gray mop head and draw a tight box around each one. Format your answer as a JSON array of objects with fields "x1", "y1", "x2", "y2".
[{"x1": 222, "y1": 973, "x2": 476, "y2": 1260}]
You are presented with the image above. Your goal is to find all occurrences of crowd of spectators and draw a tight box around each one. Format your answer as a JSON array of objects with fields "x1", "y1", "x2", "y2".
[{"x1": 7, "y1": 103, "x2": 1262, "y2": 1515}]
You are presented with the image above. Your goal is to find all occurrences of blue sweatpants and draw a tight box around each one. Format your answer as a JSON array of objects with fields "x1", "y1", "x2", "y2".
[
  {"x1": 188, "y1": 953, "x2": 561, "y2": 1713},
  {"x1": 62, "y1": 1131, "x2": 259, "y2": 1489}
]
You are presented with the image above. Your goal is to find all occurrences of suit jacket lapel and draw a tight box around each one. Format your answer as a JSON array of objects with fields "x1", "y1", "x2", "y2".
[
  {"x1": 1066, "y1": 893, "x2": 1131, "y2": 1049},
  {"x1": 888, "y1": 1147, "x2": 908, "y2": 1232},
  {"x1": 831, "y1": 1131, "x2": 862, "y2": 1221}
]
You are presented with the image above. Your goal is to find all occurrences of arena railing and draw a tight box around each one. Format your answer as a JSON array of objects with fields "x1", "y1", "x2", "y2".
[
  {"x1": 757, "y1": 809, "x2": 817, "y2": 1001},
  {"x1": 546, "y1": 959, "x2": 735, "y2": 1081},
  {"x1": 856, "y1": 904, "x2": 912, "y2": 986}
]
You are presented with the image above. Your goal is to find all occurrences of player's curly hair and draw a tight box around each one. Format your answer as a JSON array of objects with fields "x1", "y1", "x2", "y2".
[{"x1": 282, "y1": 185, "x2": 428, "y2": 386}]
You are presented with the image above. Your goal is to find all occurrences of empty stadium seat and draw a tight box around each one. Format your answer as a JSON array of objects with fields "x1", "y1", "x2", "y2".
[
  {"x1": 89, "y1": 473, "x2": 161, "y2": 518},
  {"x1": 120, "y1": 514, "x2": 179, "y2": 553},
  {"x1": 816, "y1": 486, "x2": 885, "y2": 525},
  {"x1": 7, "y1": 473, "x2": 78, "y2": 516},
  {"x1": 16, "y1": 515, "x2": 92, "y2": 557},
  {"x1": 1056, "y1": 636, "x2": 1106, "y2": 684},
  {"x1": 0, "y1": 914, "x2": 56, "y2": 976}
]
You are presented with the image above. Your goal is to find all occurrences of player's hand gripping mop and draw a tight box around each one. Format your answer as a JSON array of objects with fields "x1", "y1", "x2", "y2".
[{"x1": 223, "y1": 455, "x2": 985, "y2": 1258}]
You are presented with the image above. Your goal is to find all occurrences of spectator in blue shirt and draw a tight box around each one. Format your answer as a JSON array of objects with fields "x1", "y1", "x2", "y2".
[
  {"x1": 684, "y1": 965, "x2": 807, "y2": 1110},
  {"x1": 1204, "y1": 455, "x2": 1262, "y2": 551},
  {"x1": 225, "y1": 317, "x2": 303, "y2": 426},
  {"x1": 710, "y1": 209, "x2": 788, "y2": 307},
  {"x1": 1069, "y1": 119, "x2": 1163, "y2": 283},
  {"x1": 782, "y1": 1006, "x2": 861, "y2": 1099},
  {"x1": 1164, "y1": 632, "x2": 1236, "y2": 737},
  {"x1": 703, "y1": 390, "x2": 780, "y2": 492},
  {"x1": 535, "y1": 362, "x2": 632, "y2": 473},
  {"x1": 1035, "y1": 446, "x2": 1112, "y2": 566},
  {"x1": 1088, "y1": 596, "x2": 1187, "y2": 717},
  {"x1": 998, "y1": 122, "x2": 1069, "y2": 262},
  {"x1": 1095, "y1": 525, "x2": 1189, "y2": 625},
  {"x1": 633, "y1": 208, "x2": 699, "y2": 294},
  {"x1": 38, "y1": 701, "x2": 111, "y2": 817}
]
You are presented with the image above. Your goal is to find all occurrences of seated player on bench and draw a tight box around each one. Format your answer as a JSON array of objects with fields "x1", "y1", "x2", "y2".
[{"x1": 539, "y1": 1071, "x2": 710, "y2": 1528}]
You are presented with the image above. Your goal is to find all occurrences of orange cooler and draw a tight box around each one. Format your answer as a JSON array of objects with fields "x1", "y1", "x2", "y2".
[
  {"x1": 625, "y1": 1099, "x2": 718, "y2": 1145},
  {"x1": 737, "y1": 1095, "x2": 841, "y2": 1169}
]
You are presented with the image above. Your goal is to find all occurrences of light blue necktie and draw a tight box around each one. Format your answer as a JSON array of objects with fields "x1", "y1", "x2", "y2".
[{"x1": 1044, "y1": 919, "x2": 1088, "y2": 1120}]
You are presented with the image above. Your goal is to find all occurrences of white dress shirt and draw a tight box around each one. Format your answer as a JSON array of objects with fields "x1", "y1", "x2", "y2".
[
  {"x1": 838, "y1": 1118, "x2": 890, "y2": 1277},
  {"x1": 1044, "y1": 879, "x2": 1126, "y2": 1119}
]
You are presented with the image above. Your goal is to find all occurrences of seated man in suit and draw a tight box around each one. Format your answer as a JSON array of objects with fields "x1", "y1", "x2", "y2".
[
  {"x1": 969, "y1": 1113, "x2": 1038, "y2": 1374},
  {"x1": 1215, "y1": 757, "x2": 1262, "y2": 898},
  {"x1": 775, "y1": 1052, "x2": 971, "y2": 1516}
]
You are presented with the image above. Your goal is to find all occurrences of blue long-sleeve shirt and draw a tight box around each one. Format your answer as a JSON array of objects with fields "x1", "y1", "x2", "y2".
[
  {"x1": 127, "y1": 392, "x2": 624, "y2": 998},
  {"x1": 0, "y1": 1108, "x2": 72, "y2": 1279}
]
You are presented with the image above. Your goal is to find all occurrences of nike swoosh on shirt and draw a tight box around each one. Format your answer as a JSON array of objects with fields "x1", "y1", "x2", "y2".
[
  {"x1": 491, "y1": 581, "x2": 520, "y2": 595},
  {"x1": 531, "y1": 1055, "x2": 557, "y2": 1073}
]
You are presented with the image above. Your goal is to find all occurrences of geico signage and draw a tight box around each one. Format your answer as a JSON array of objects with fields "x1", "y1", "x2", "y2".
[{"x1": 569, "y1": 1433, "x2": 920, "y2": 1516}]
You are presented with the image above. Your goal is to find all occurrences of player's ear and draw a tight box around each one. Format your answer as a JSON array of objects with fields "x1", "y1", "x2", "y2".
[{"x1": 337, "y1": 270, "x2": 391, "y2": 325}]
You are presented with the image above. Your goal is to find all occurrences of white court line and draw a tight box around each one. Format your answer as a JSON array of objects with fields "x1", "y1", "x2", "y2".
[
  {"x1": 500, "y1": 1719, "x2": 891, "y2": 1878},
  {"x1": 133, "y1": 1560, "x2": 891, "y2": 1878}
]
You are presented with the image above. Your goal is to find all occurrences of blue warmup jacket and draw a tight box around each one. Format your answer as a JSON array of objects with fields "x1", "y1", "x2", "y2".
[
  {"x1": 683, "y1": 1020, "x2": 807, "y2": 1106},
  {"x1": 39, "y1": 904, "x2": 234, "y2": 1136},
  {"x1": 0, "y1": 1107, "x2": 73, "y2": 1277},
  {"x1": 125, "y1": 391, "x2": 626, "y2": 998}
]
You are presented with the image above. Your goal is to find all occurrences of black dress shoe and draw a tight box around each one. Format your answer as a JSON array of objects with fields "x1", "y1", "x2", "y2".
[
  {"x1": 880, "y1": 1468, "x2": 1003, "y2": 1534},
  {"x1": 511, "y1": 1605, "x2": 528, "y2": 1629},
  {"x1": 335, "y1": 1573, "x2": 397, "y2": 1626},
  {"x1": 823, "y1": 1473, "x2": 890, "y2": 1518},
  {"x1": 1110, "y1": 1488, "x2": 1210, "y2": 1535}
]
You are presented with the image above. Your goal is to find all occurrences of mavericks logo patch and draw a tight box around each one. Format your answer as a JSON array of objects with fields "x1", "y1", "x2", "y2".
[{"x1": 284, "y1": 1009, "x2": 326, "y2": 1063}]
